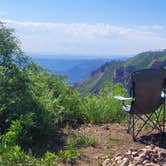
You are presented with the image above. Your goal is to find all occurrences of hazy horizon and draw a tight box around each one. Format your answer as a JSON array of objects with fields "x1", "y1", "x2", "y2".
[{"x1": 28, "y1": 52, "x2": 133, "y2": 59}]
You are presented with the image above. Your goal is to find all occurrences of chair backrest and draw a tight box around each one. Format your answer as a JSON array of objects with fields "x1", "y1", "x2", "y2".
[{"x1": 131, "y1": 69, "x2": 166, "y2": 114}]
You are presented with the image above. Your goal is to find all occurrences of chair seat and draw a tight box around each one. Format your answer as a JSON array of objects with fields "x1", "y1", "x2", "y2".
[{"x1": 123, "y1": 105, "x2": 131, "y2": 113}]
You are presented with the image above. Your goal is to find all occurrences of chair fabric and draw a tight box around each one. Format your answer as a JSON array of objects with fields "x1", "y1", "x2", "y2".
[{"x1": 130, "y1": 69, "x2": 166, "y2": 114}]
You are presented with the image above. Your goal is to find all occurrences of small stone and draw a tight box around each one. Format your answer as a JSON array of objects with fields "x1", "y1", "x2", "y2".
[
  {"x1": 119, "y1": 158, "x2": 129, "y2": 166},
  {"x1": 115, "y1": 156, "x2": 122, "y2": 162},
  {"x1": 150, "y1": 144, "x2": 155, "y2": 150},
  {"x1": 127, "y1": 150, "x2": 132, "y2": 155},
  {"x1": 95, "y1": 156, "x2": 99, "y2": 159},
  {"x1": 130, "y1": 148, "x2": 137, "y2": 152},
  {"x1": 102, "y1": 159, "x2": 111, "y2": 166},
  {"x1": 134, "y1": 155, "x2": 145, "y2": 164},
  {"x1": 143, "y1": 160, "x2": 150, "y2": 164},
  {"x1": 159, "y1": 151, "x2": 166, "y2": 158},
  {"x1": 145, "y1": 163, "x2": 160, "y2": 166},
  {"x1": 103, "y1": 125, "x2": 110, "y2": 130},
  {"x1": 132, "y1": 151, "x2": 138, "y2": 157},
  {"x1": 87, "y1": 123, "x2": 92, "y2": 127}
]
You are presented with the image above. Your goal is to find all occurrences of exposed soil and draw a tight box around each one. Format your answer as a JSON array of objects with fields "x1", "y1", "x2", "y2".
[
  {"x1": 60, "y1": 123, "x2": 143, "y2": 165},
  {"x1": 57, "y1": 123, "x2": 166, "y2": 166}
]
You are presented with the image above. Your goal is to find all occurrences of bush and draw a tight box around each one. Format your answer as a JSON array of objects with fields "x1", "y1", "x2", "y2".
[
  {"x1": 70, "y1": 134, "x2": 97, "y2": 147},
  {"x1": 81, "y1": 82, "x2": 128, "y2": 123},
  {"x1": 0, "y1": 144, "x2": 42, "y2": 166},
  {"x1": 58, "y1": 145, "x2": 79, "y2": 164},
  {"x1": 58, "y1": 87, "x2": 86, "y2": 127}
]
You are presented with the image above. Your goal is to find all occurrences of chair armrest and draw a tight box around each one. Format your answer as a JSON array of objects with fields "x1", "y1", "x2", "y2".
[{"x1": 114, "y1": 96, "x2": 134, "y2": 101}]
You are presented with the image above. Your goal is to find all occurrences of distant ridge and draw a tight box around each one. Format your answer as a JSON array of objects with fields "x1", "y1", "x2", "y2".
[
  {"x1": 28, "y1": 53, "x2": 130, "y2": 60},
  {"x1": 76, "y1": 50, "x2": 166, "y2": 94},
  {"x1": 31, "y1": 54, "x2": 129, "y2": 84}
]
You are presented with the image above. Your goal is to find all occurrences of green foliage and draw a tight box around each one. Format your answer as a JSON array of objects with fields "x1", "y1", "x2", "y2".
[
  {"x1": 0, "y1": 23, "x2": 28, "y2": 68},
  {"x1": 77, "y1": 61, "x2": 122, "y2": 94},
  {"x1": 58, "y1": 145, "x2": 79, "y2": 163},
  {"x1": 2, "y1": 113, "x2": 34, "y2": 148},
  {"x1": 0, "y1": 23, "x2": 64, "y2": 155},
  {"x1": 70, "y1": 134, "x2": 97, "y2": 147},
  {"x1": 0, "y1": 144, "x2": 47, "y2": 166},
  {"x1": 44, "y1": 151, "x2": 57, "y2": 165},
  {"x1": 0, "y1": 23, "x2": 29, "y2": 133},
  {"x1": 81, "y1": 82, "x2": 128, "y2": 123},
  {"x1": 58, "y1": 86, "x2": 86, "y2": 127}
]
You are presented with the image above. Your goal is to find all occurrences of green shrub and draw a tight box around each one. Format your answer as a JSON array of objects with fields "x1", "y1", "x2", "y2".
[
  {"x1": 80, "y1": 83, "x2": 128, "y2": 124},
  {"x1": 44, "y1": 151, "x2": 57, "y2": 165},
  {"x1": 0, "y1": 144, "x2": 42, "y2": 166},
  {"x1": 70, "y1": 134, "x2": 97, "y2": 147},
  {"x1": 58, "y1": 145, "x2": 79, "y2": 163},
  {"x1": 58, "y1": 86, "x2": 86, "y2": 127},
  {"x1": 2, "y1": 113, "x2": 34, "y2": 148}
]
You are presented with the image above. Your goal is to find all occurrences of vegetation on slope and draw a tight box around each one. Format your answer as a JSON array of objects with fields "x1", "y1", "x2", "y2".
[
  {"x1": 77, "y1": 50, "x2": 166, "y2": 94},
  {"x1": 76, "y1": 61, "x2": 122, "y2": 94}
]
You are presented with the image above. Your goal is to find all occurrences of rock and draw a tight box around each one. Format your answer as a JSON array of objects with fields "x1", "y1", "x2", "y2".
[
  {"x1": 115, "y1": 156, "x2": 122, "y2": 162},
  {"x1": 119, "y1": 158, "x2": 129, "y2": 166},
  {"x1": 102, "y1": 159, "x2": 111, "y2": 166},
  {"x1": 143, "y1": 160, "x2": 150, "y2": 164},
  {"x1": 145, "y1": 163, "x2": 160, "y2": 166},
  {"x1": 159, "y1": 151, "x2": 166, "y2": 158},
  {"x1": 102, "y1": 125, "x2": 110, "y2": 130},
  {"x1": 130, "y1": 147, "x2": 137, "y2": 152},
  {"x1": 110, "y1": 145, "x2": 166, "y2": 165},
  {"x1": 132, "y1": 151, "x2": 138, "y2": 157},
  {"x1": 127, "y1": 150, "x2": 132, "y2": 155},
  {"x1": 116, "y1": 153, "x2": 122, "y2": 157}
]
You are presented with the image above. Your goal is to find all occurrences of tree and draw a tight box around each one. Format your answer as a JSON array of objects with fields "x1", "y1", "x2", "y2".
[
  {"x1": 0, "y1": 23, "x2": 29, "y2": 133},
  {"x1": 0, "y1": 22, "x2": 28, "y2": 68},
  {"x1": 0, "y1": 23, "x2": 68, "y2": 153}
]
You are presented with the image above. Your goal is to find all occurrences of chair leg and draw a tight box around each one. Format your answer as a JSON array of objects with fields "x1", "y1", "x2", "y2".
[
  {"x1": 127, "y1": 113, "x2": 131, "y2": 133},
  {"x1": 130, "y1": 112, "x2": 162, "y2": 141},
  {"x1": 163, "y1": 99, "x2": 166, "y2": 134},
  {"x1": 127, "y1": 102, "x2": 166, "y2": 141},
  {"x1": 127, "y1": 114, "x2": 136, "y2": 141},
  {"x1": 131, "y1": 114, "x2": 136, "y2": 141}
]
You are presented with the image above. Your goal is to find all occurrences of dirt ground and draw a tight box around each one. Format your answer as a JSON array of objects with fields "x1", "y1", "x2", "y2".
[{"x1": 61, "y1": 123, "x2": 146, "y2": 166}]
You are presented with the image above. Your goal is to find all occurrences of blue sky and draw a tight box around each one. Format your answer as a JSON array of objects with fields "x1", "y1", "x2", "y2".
[{"x1": 1, "y1": 0, "x2": 166, "y2": 56}]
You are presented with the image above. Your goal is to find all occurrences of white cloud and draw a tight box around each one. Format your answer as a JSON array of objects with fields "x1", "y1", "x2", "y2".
[{"x1": 2, "y1": 19, "x2": 166, "y2": 56}]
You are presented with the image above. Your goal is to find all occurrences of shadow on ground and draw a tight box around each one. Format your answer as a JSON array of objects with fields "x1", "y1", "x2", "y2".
[
  {"x1": 138, "y1": 132, "x2": 166, "y2": 149},
  {"x1": 31, "y1": 129, "x2": 68, "y2": 156}
]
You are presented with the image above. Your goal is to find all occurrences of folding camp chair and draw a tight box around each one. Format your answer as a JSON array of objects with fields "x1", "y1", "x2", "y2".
[{"x1": 114, "y1": 69, "x2": 166, "y2": 140}]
